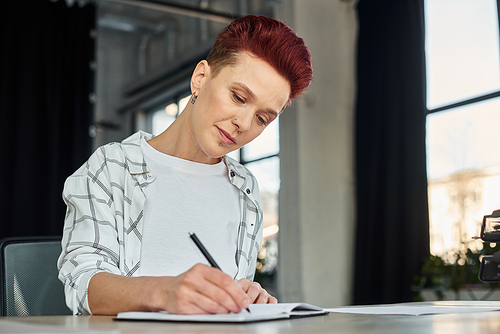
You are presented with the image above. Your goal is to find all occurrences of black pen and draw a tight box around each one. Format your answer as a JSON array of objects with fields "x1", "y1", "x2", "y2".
[
  {"x1": 189, "y1": 232, "x2": 251, "y2": 313},
  {"x1": 189, "y1": 232, "x2": 221, "y2": 269}
]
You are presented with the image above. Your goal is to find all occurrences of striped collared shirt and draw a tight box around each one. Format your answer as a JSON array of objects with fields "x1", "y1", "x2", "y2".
[{"x1": 57, "y1": 131, "x2": 263, "y2": 315}]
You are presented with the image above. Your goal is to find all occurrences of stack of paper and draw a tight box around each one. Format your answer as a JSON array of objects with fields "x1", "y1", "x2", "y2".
[{"x1": 326, "y1": 301, "x2": 500, "y2": 316}]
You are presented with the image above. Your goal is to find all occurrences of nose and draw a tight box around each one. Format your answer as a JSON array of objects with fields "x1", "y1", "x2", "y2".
[
  {"x1": 234, "y1": 121, "x2": 242, "y2": 134},
  {"x1": 233, "y1": 114, "x2": 252, "y2": 133}
]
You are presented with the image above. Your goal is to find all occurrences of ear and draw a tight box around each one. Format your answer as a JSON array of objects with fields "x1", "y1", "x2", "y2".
[{"x1": 190, "y1": 60, "x2": 210, "y2": 95}]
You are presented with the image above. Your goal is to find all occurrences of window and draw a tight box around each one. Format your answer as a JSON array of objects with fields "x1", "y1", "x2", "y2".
[
  {"x1": 425, "y1": 0, "x2": 500, "y2": 261},
  {"x1": 150, "y1": 95, "x2": 190, "y2": 136}
]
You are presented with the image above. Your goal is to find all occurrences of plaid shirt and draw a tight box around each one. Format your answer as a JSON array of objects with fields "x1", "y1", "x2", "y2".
[{"x1": 57, "y1": 131, "x2": 263, "y2": 315}]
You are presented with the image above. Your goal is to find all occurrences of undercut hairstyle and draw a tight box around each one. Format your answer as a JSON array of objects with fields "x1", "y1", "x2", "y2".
[{"x1": 206, "y1": 15, "x2": 313, "y2": 102}]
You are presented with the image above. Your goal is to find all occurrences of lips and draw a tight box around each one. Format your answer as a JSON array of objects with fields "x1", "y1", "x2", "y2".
[{"x1": 217, "y1": 127, "x2": 237, "y2": 145}]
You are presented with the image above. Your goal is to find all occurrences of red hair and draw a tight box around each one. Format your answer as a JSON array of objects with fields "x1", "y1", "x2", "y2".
[{"x1": 207, "y1": 15, "x2": 312, "y2": 102}]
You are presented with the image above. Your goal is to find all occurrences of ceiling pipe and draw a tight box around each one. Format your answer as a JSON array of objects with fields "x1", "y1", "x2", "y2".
[{"x1": 103, "y1": 0, "x2": 238, "y2": 24}]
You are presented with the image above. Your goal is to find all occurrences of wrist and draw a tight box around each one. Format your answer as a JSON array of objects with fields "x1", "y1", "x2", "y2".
[{"x1": 140, "y1": 276, "x2": 173, "y2": 312}]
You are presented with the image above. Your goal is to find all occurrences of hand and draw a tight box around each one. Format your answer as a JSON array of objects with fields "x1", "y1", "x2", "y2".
[
  {"x1": 236, "y1": 278, "x2": 278, "y2": 304},
  {"x1": 160, "y1": 263, "x2": 251, "y2": 314}
]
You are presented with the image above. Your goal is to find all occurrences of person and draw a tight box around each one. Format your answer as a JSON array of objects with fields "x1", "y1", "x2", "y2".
[{"x1": 58, "y1": 14, "x2": 312, "y2": 316}]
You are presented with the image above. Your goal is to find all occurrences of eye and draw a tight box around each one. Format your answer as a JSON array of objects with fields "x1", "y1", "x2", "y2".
[
  {"x1": 232, "y1": 92, "x2": 245, "y2": 103},
  {"x1": 257, "y1": 115, "x2": 268, "y2": 126}
]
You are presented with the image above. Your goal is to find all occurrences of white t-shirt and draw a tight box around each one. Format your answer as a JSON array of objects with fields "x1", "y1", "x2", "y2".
[{"x1": 138, "y1": 137, "x2": 240, "y2": 278}]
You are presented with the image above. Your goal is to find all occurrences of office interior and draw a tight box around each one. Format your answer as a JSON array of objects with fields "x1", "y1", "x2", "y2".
[{"x1": 2, "y1": 0, "x2": 499, "y2": 309}]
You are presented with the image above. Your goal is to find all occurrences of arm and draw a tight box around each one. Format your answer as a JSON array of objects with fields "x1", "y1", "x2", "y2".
[
  {"x1": 57, "y1": 152, "x2": 125, "y2": 315},
  {"x1": 88, "y1": 264, "x2": 251, "y2": 315}
]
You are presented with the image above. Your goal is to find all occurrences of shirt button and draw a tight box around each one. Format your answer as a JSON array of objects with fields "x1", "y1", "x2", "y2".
[
  {"x1": 246, "y1": 189, "x2": 251, "y2": 194},
  {"x1": 230, "y1": 171, "x2": 235, "y2": 177}
]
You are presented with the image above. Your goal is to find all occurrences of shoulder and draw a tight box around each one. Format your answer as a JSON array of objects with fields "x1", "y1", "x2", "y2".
[
  {"x1": 100, "y1": 131, "x2": 149, "y2": 161},
  {"x1": 73, "y1": 131, "x2": 151, "y2": 178}
]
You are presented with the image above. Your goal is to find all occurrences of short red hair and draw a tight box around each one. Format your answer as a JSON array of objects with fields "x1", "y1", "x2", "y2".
[{"x1": 207, "y1": 15, "x2": 312, "y2": 102}]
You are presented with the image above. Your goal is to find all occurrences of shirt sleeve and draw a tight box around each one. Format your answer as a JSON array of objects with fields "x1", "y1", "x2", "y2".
[{"x1": 57, "y1": 148, "x2": 123, "y2": 315}]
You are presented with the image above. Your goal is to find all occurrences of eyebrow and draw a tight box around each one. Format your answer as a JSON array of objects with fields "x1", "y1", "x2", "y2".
[{"x1": 234, "y1": 82, "x2": 281, "y2": 117}]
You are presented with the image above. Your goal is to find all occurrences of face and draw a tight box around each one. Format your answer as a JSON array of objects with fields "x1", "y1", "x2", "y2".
[{"x1": 188, "y1": 51, "x2": 291, "y2": 164}]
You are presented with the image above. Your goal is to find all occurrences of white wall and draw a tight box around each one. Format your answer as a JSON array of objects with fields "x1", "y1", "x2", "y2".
[{"x1": 276, "y1": 0, "x2": 358, "y2": 307}]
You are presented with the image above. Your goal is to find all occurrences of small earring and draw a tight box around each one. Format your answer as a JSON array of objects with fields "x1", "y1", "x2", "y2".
[
  {"x1": 235, "y1": 118, "x2": 237, "y2": 120},
  {"x1": 190, "y1": 93, "x2": 197, "y2": 104},
  {"x1": 219, "y1": 143, "x2": 223, "y2": 146}
]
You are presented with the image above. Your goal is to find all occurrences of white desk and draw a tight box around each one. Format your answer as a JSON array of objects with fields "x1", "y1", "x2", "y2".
[{"x1": 1, "y1": 302, "x2": 500, "y2": 334}]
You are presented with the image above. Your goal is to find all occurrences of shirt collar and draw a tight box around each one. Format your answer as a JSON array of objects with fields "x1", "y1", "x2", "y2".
[
  {"x1": 121, "y1": 130, "x2": 152, "y2": 175},
  {"x1": 222, "y1": 155, "x2": 259, "y2": 204}
]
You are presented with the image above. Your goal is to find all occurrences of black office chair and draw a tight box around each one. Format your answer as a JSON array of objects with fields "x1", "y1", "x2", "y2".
[{"x1": 0, "y1": 236, "x2": 72, "y2": 316}]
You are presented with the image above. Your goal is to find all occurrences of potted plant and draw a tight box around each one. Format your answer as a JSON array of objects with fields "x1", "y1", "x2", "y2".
[{"x1": 412, "y1": 242, "x2": 500, "y2": 301}]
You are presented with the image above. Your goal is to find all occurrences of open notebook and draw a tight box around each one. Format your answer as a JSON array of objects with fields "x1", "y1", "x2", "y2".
[{"x1": 116, "y1": 303, "x2": 329, "y2": 323}]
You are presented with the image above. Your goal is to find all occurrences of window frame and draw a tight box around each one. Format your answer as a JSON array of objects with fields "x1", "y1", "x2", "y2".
[{"x1": 426, "y1": 0, "x2": 500, "y2": 116}]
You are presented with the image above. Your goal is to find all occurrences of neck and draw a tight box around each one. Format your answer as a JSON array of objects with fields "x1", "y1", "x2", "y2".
[{"x1": 147, "y1": 108, "x2": 221, "y2": 165}]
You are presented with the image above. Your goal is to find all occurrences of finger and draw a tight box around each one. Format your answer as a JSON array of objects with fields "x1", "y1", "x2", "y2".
[
  {"x1": 175, "y1": 301, "x2": 211, "y2": 315},
  {"x1": 254, "y1": 290, "x2": 270, "y2": 304},
  {"x1": 190, "y1": 266, "x2": 247, "y2": 313},
  {"x1": 176, "y1": 265, "x2": 239, "y2": 313},
  {"x1": 255, "y1": 291, "x2": 278, "y2": 304},
  {"x1": 245, "y1": 282, "x2": 264, "y2": 303},
  {"x1": 166, "y1": 274, "x2": 232, "y2": 315},
  {"x1": 236, "y1": 278, "x2": 251, "y2": 292},
  {"x1": 198, "y1": 282, "x2": 241, "y2": 313},
  {"x1": 184, "y1": 289, "x2": 233, "y2": 314},
  {"x1": 268, "y1": 295, "x2": 278, "y2": 304},
  {"x1": 203, "y1": 268, "x2": 250, "y2": 310}
]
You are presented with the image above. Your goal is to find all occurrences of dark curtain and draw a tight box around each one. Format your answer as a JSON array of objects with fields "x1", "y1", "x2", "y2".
[
  {"x1": 0, "y1": 0, "x2": 95, "y2": 239},
  {"x1": 353, "y1": 0, "x2": 430, "y2": 304}
]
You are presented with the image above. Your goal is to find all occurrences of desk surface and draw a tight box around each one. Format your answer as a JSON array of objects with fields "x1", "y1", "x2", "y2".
[{"x1": 1, "y1": 304, "x2": 500, "y2": 334}]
